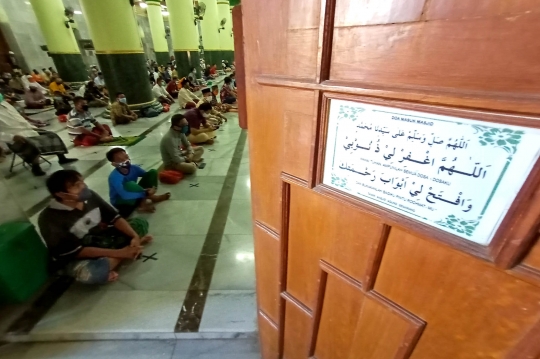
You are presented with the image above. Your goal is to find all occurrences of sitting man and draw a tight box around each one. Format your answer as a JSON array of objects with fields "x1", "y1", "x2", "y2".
[
  {"x1": 111, "y1": 92, "x2": 137, "y2": 125},
  {"x1": 84, "y1": 80, "x2": 108, "y2": 107},
  {"x1": 107, "y1": 148, "x2": 171, "y2": 217},
  {"x1": 9, "y1": 74, "x2": 25, "y2": 94},
  {"x1": 165, "y1": 76, "x2": 179, "y2": 98},
  {"x1": 49, "y1": 77, "x2": 73, "y2": 100},
  {"x1": 199, "y1": 88, "x2": 227, "y2": 125},
  {"x1": 94, "y1": 72, "x2": 106, "y2": 88},
  {"x1": 178, "y1": 78, "x2": 200, "y2": 110},
  {"x1": 39, "y1": 170, "x2": 152, "y2": 284},
  {"x1": 0, "y1": 95, "x2": 77, "y2": 176},
  {"x1": 68, "y1": 97, "x2": 113, "y2": 146},
  {"x1": 24, "y1": 83, "x2": 52, "y2": 109},
  {"x1": 211, "y1": 85, "x2": 234, "y2": 113},
  {"x1": 152, "y1": 77, "x2": 174, "y2": 105},
  {"x1": 26, "y1": 75, "x2": 49, "y2": 94},
  {"x1": 160, "y1": 114, "x2": 204, "y2": 174},
  {"x1": 184, "y1": 102, "x2": 217, "y2": 145},
  {"x1": 220, "y1": 77, "x2": 237, "y2": 104}
]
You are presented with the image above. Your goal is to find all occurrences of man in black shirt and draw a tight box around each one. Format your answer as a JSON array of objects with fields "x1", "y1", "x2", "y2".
[{"x1": 38, "y1": 170, "x2": 152, "y2": 284}]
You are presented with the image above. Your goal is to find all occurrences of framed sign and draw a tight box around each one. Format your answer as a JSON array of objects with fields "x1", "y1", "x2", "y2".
[{"x1": 323, "y1": 99, "x2": 540, "y2": 245}]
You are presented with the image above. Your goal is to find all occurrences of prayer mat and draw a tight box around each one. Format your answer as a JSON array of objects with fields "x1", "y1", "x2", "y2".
[{"x1": 98, "y1": 136, "x2": 146, "y2": 147}]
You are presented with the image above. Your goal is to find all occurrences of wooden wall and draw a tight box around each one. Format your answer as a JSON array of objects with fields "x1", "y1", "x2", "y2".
[{"x1": 241, "y1": 0, "x2": 540, "y2": 358}]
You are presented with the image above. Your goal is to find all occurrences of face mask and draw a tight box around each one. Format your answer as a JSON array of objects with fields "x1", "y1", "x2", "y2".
[
  {"x1": 82, "y1": 105, "x2": 89, "y2": 111},
  {"x1": 115, "y1": 160, "x2": 131, "y2": 169},
  {"x1": 76, "y1": 186, "x2": 92, "y2": 202},
  {"x1": 0, "y1": 93, "x2": 4, "y2": 103},
  {"x1": 119, "y1": 98, "x2": 127, "y2": 104},
  {"x1": 182, "y1": 125, "x2": 190, "y2": 134},
  {"x1": 202, "y1": 113, "x2": 209, "y2": 118}
]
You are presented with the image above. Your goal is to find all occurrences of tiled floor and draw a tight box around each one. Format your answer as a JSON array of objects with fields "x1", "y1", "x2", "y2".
[
  {"x1": 0, "y1": 338, "x2": 260, "y2": 359},
  {"x1": 0, "y1": 100, "x2": 257, "y2": 343}
]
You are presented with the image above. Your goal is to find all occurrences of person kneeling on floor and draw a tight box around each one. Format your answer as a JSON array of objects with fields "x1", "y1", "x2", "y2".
[
  {"x1": 184, "y1": 102, "x2": 217, "y2": 145},
  {"x1": 160, "y1": 114, "x2": 204, "y2": 174},
  {"x1": 0, "y1": 94, "x2": 77, "y2": 176},
  {"x1": 106, "y1": 147, "x2": 171, "y2": 217},
  {"x1": 39, "y1": 170, "x2": 152, "y2": 284},
  {"x1": 68, "y1": 97, "x2": 114, "y2": 146}
]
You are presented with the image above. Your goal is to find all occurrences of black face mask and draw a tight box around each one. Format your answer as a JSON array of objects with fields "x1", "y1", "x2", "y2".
[{"x1": 82, "y1": 105, "x2": 89, "y2": 111}]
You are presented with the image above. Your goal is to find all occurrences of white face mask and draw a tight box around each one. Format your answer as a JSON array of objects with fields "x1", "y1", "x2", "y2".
[{"x1": 202, "y1": 113, "x2": 209, "y2": 118}]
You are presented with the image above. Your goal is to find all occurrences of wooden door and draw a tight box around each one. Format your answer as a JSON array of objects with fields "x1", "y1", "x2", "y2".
[{"x1": 240, "y1": 1, "x2": 540, "y2": 358}]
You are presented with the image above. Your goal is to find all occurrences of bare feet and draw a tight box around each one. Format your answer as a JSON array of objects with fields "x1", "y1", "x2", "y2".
[
  {"x1": 137, "y1": 199, "x2": 156, "y2": 213},
  {"x1": 150, "y1": 192, "x2": 171, "y2": 203},
  {"x1": 205, "y1": 139, "x2": 215, "y2": 145},
  {"x1": 108, "y1": 271, "x2": 119, "y2": 282},
  {"x1": 140, "y1": 235, "x2": 153, "y2": 244}
]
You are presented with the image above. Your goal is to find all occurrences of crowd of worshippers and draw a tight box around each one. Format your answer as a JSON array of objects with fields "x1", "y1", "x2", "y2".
[{"x1": 35, "y1": 106, "x2": 225, "y2": 285}]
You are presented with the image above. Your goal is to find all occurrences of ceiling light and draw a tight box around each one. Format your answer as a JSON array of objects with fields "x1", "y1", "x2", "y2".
[
  {"x1": 161, "y1": 11, "x2": 169, "y2": 16},
  {"x1": 139, "y1": 2, "x2": 147, "y2": 8},
  {"x1": 74, "y1": 10, "x2": 82, "y2": 15}
]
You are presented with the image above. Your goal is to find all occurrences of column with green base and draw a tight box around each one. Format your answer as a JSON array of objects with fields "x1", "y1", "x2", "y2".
[
  {"x1": 200, "y1": 0, "x2": 222, "y2": 67},
  {"x1": 79, "y1": 0, "x2": 154, "y2": 109},
  {"x1": 146, "y1": 0, "x2": 170, "y2": 65},
  {"x1": 166, "y1": 0, "x2": 200, "y2": 79},
  {"x1": 218, "y1": 1, "x2": 234, "y2": 65},
  {"x1": 29, "y1": 0, "x2": 86, "y2": 82}
]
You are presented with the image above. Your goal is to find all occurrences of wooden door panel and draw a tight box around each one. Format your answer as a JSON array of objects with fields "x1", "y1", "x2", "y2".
[
  {"x1": 285, "y1": 29, "x2": 319, "y2": 79},
  {"x1": 287, "y1": 185, "x2": 385, "y2": 309},
  {"x1": 335, "y1": 0, "x2": 425, "y2": 27},
  {"x1": 254, "y1": 225, "x2": 282, "y2": 323},
  {"x1": 258, "y1": 313, "x2": 280, "y2": 359},
  {"x1": 283, "y1": 298, "x2": 312, "y2": 359},
  {"x1": 330, "y1": 15, "x2": 540, "y2": 95},
  {"x1": 248, "y1": 85, "x2": 285, "y2": 232},
  {"x1": 425, "y1": 0, "x2": 540, "y2": 20},
  {"x1": 348, "y1": 293, "x2": 424, "y2": 359},
  {"x1": 288, "y1": 0, "x2": 321, "y2": 29},
  {"x1": 375, "y1": 228, "x2": 540, "y2": 358},
  {"x1": 282, "y1": 89, "x2": 317, "y2": 182},
  {"x1": 314, "y1": 272, "x2": 365, "y2": 359}
]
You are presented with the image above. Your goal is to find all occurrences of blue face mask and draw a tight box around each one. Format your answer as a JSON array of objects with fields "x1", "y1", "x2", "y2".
[
  {"x1": 77, "y1": 186, "x2": 92, "y2": 202},
  {"x1": 119, "y1": 98, "x2": 127, "y2": 104},
  {"x1": 182, "y1": 125, "x2": 190, "y2": 134}
]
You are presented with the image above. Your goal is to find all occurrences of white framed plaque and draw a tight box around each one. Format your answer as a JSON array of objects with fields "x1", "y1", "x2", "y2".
[{"x1": 323, "y1": 99, "x2": 540, "y2": 245}]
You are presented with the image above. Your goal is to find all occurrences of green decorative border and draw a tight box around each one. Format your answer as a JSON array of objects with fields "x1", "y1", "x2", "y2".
[{"x1": 329, "y1": 103, "x2": 529, "y2": 239}]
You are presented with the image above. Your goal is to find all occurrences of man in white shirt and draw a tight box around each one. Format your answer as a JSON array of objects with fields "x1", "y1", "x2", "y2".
[
  {"x1": 0, "y1": 95, "x2": 77, "y2": 175},
  {"x1": 94, "y1": 72, "x2": 106, "y2": 88},
  {"x1": 152, "y1": 78, "x2": 174, "y2": 105},
  {"x1": 177, "y1": 78, "x2": 200, "y2": 109}
]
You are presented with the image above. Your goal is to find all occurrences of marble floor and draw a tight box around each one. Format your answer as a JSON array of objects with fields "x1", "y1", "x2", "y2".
[
  {"x1": 0, "y1": 101, "x2": 257, "y2": 343},
  {"x1": 0, "y1": 338, "x2": 260, "y2": 359}
]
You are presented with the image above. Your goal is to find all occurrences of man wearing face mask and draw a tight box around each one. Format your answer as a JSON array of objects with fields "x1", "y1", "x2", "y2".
[
  {"x1": 183, "y1": 102, "x2": 217, "y2": 145},
  {"x1": 39, "y1": 170, "x2": 152, "y2": 284},
  {"x1": 110, "y1": 92, "x2": 138, "y2": 125},
  {"x1": 152, "y1": 77, "x2": 174, "y2": 105},
  {"x1": 68, "y1": 97, "x2": 113, "y2": 146},
  {"x1": 0, "y1": 94, "x2": 77, "y2": 175},
  {"x1": 106, "y1": 148, "x2": 171, "y2": 217},
  {"x1": 160, "y1": 114, "x2": 204, "y2": 174}
]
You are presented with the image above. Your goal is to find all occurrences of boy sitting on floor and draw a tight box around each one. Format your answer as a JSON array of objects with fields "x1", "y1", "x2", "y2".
[
  {"x1": 211, "y1": 85, "x2": 234, "y2": 113},
  {"x1": 39, "y1": 170, "x2": 152, "y2": 284},
  {"x1": 106, "y1": 148, "x2": 171, "y2": 217},
  {"x1": 198, "y1": 88, "x2": 227, "y2": 125}
]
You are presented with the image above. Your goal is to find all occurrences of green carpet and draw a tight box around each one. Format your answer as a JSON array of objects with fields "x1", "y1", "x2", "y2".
[{"x1": 98, "y1": 136, "x2": 146, "y2": 147}]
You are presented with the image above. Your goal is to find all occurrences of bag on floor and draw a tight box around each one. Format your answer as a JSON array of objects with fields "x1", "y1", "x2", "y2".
[{"x1": 159, "y1": 170, "x2": 184, "y2": 184}]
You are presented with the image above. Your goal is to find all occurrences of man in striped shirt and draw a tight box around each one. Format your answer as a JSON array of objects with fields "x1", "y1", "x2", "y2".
[{"x1": 68, "y1": 97, "x2": 113, "y2": 146}]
